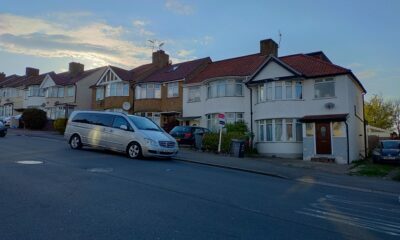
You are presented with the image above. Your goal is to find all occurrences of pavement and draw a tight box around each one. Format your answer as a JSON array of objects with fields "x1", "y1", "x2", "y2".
[{"x1": 1, "y1": 131, "x2": 400, "y2": 239}]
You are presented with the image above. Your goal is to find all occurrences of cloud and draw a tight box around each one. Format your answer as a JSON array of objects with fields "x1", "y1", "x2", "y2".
[
  {"x1": 177, "y1": 49, "x2": 194, "y2": 57},
  {"x1": 0, "y1": 13, "x2": 153, "y2": 69},
  {"x1": 132, "y1": 20, "x2": 146, "y2": 27},
  {"x1": 194, "y1": 35, "x2": 214, "y2": 46},
  {"x1": 357, "y1": 69, "x2": 377, "y2": 79},
  {"x1": 165, "y1": 0, "x2": 194, "y2": 15}
]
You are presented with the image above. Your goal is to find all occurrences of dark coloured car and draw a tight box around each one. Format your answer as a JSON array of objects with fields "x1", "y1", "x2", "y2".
[
  {"x1": 372, "y1": 140, "x2": 400, "y2": 164},
  {"x1": 0, "y1": 121, "x2": 7, "y2": 137},
  {"x1": 169, "y1": 126, "x2": 210, "y2": 146}
]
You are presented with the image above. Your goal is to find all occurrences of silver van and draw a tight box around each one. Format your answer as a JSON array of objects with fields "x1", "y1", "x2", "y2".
[{"x1": 64, "y1": 111, "x2": 178, "y2": 159}]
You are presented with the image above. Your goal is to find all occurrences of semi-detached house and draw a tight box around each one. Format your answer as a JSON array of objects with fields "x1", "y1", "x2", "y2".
[
  {"x1": 183, "y1": 39, "x2": 366, "y2": 164},
  {"x1": 134, "y1": 53, "x2": 210, "y2": 131}
]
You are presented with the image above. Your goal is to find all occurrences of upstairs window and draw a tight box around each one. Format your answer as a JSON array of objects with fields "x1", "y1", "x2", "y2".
[
  {"x1": 135, "y1": 83, "x2": 161, "y2": 99},
  {"x1": 168, "y1": 82, "x2": 179, "y2": 98},
  {"x1": 314, "y1": 78, "x2": 335, "y2": 98},
  {"x1": 188, "y1": 86, "x2": 201, "y2": 102},
  {"x1": 28, "y1": 85, "x2": 44, "y2": 97},
  {"x1": 207, "y1": 79, "x2": 243, "y2": 99},
  {"x1": 106, "y1": 82, "x2": 129, "y2": 97},
  {"x1": 67, "y1": 86, "x2": 75, "y2": 97},
  {"x1": 257, "y1": 80, "x2": 303, "y2": 102},
  {"x1": 96, "y1": 87, "x2": 105, "y2": 100},
  {"x1": 46, "y1": 87, "x2": 64, "y2": 98}
]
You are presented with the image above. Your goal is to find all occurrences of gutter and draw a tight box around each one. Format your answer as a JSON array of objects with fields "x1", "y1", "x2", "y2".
[
  {"x1": 245, "y1": 76, "x2": 254, "y2": 148},
  {"x1": 362, "y1": 94, "x2": 367, "y2": 158},
  {"x1": 345, "y1": 120, "x2": 350, "y2": 165}
]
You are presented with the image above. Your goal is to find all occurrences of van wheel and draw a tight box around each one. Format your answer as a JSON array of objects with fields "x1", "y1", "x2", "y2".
[
  {"x1": 127, "y1": 142, "x2": 142, "y2": 159},
  {"x1": 70, "y1": 134, "x2": 82, "y2": 150}
]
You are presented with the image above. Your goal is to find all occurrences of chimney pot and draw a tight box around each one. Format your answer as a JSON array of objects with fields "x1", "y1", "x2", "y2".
[
  {"x1": 260, "y1": 39, "x2": 278, "y2": 57},
  {"x1": 69, "y1": 62, "x2": 84, "y2": 76},
  {"x1": 152, "y1": 50, "x2": 170, "y2": 68},
  {"x1": 26, "y1": 67, "x2": 40, "y2": 77},
  {"x1": 0, "y1": 72, "x2": 5, "y2": 81}
]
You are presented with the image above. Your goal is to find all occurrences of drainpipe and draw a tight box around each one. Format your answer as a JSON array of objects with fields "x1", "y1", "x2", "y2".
[
  {"x1": 362, "y1": 94, "x2": 367, "y2": 158},
  {"x1": 345, "y1": 120, "x2": 350, "y2": 165},
  {"x1": 245, "y1": 77, "x2": 254, "y2": 148}
]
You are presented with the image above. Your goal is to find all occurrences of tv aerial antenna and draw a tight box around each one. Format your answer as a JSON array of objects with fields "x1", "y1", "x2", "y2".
[
  {"x1": 148, "y1": 39, "x2": 165, "y2": 52},
  {"x1": 278, "y1": 30, "x2": 282, "y2": 48}
]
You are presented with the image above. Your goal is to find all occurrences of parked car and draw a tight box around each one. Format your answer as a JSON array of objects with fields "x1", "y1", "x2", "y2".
[
  {"x1": 64, "y1": 111, "x2": 178, "y2": 159},
  {"x1": 372, "y1": 140, "x2": 400, "y2": 164},
  {"x1": 0, "y1": 121, "x2": 7, "y2": 137},
  {"x1": 169, "y1": 126, "x2": 210, "y2": 146}
]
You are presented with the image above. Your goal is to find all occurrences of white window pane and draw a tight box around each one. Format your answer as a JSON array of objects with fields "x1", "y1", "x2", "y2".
[
  {"x1": 275, "y1": 82, "x2": 282, "y2": 100},
  {"x1": 314, "y1": 80, "x2": 335, "y2": 98},
  {"x1": 275, "y1": 119, "x2": 283, "y2": 141},
  {"x1": 295, "y1": 82, "x2": 302, "y2": 99},
  {"x1": 286, "y1": 119, "x2": 293, "y2": 141},
  {"x1": 296, "y1": 120, "x2": 303, "y2": 141}
]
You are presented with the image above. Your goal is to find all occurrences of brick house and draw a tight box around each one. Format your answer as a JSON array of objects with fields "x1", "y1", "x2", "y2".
[{"x1": 134, "y1": 55, "x2": 210, "y2": 132}]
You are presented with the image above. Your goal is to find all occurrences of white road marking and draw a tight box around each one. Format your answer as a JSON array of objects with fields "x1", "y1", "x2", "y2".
[{"x1": 297, "y1": 194, "x2": 400, "y2": 236}]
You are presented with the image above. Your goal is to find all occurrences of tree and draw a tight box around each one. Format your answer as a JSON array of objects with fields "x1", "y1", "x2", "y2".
[
  {"x1": 393, "y1": 99, "x2": 400, "y2": 134},
  {"x1": 364, "y1": 95, "x2": 394, "y2": 130}
]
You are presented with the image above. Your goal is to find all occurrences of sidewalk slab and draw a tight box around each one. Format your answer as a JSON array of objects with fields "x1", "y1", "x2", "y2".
[{"x1": 175, "y1": 149, "x2": 400, "y2": 196}]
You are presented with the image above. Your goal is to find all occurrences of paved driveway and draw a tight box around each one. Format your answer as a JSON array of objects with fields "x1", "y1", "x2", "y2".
[{"x1": 0, "y1": 134, "x2": 399, "y2": 239}]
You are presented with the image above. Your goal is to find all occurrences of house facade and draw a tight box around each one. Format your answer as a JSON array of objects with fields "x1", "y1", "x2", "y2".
[
  {"x1": 134, "y1": 55, "x2": 210, "y2": 131},
  {"x1": 183, "y1": 39, "x2": 366, "y2": 164},
  {"x1": 40, "y1": 62, "x2": 105, "y2": 119}
]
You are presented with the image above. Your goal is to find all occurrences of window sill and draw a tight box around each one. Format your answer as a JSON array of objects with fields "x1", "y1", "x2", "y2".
[
  {"x1": 256, "y1": 141, "x2": 303, "y2": 143},
  {"x1": 187, "y1": 100, "x2": 201, "y2": 103},
  {"x1": 167, "y1": 96, "x2": 180, "y2": 99},
  {"x1": 313, "y1": 96, "x2": 337, "y2": 100},
  {"x1": 135, "y1": 98, "x2": 162, "y2": 100},
  {"x1": 206, "y1": 95, "x2": 244, "y2": 100},
  {"x1": 255, "y1": 99, "x2": 304, "y2": 104}
]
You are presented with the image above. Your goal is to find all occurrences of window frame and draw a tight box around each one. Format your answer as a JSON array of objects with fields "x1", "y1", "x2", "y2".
[{"x1": 314, "y1": 78, "x2": 335, "y2": 99}]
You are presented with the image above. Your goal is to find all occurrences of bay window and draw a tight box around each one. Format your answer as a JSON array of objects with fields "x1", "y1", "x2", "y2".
[
  {"x1": 275, "y1": 82, "x2": 282, "y2": 100},
  {"x1": 135, "y1": 83, "x2": 161, "y2": 99},
  {"x1": 295, "y1": 82, "x2": 302, "y2": 99},
  {"x1": 46, "y1": 87, "x2": 64, "y2": 98},
  {"x1": 28, "y1": 85, "x2": 44, "y2": 97},
  {"x1": 188, "y1": 86, "x2": 201, "y2": 102},
  {"x1": 106, "y1": 82, "x2": 129, "y2": 97},
  {"x1": 285, "y1": 81, "x2": 292, "y2": 99},
  {"x1": 206, "y1": 112, "x2": 244, "y2": 132},
  {"x1": 257, "y1": 119, "x2": 303, "y2": 142},
  {"x1": 168, "y1": 82, "x2": 179, "y2": 98},
  {"x1": 314, "y1": 78, "x2": 335, "y2": 98},
  {"x1": 207, "y1": 79, "x2": 243, "y2": 99}
]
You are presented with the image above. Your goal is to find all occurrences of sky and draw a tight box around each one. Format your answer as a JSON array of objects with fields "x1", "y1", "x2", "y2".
[{"x1": 0, "y1": 0, "x2": 399, "y2": 99}]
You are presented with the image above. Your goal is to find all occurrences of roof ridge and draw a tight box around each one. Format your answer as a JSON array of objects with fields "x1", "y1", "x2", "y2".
[{"x1": 211, "y1": 53, "x2": 261, "y2": 63}]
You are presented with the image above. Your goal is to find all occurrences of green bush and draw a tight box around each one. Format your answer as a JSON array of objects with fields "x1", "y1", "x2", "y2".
[
  {"x1": 22, "y1": 109, "x2": 47, "y2": 130},
  {"x1": 203, "y1": 132, "x2": 247, "y2": 153},
  {"x1": 225, "y1": 121, "x2": 248, "y2": 134},
  {"x1": 53, "y1": 118, "x2": 68, "y2": 134}
]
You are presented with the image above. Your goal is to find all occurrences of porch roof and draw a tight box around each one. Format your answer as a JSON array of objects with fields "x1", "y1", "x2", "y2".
[{"x1": 299, "y1": 114, "x2": 348, "y2": 123}]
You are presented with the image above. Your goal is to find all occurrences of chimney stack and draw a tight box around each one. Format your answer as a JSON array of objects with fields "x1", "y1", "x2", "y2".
[
  {"x1": 26, "y1": 67, "x2": 40, "y2": 77},
  {"x1": 260, "y1": 39, "x2": 278, "y2": 57},
  {"x1": 69, "y1": 62, "x2": 84, "y2": 77},
  {"x1": 0, "y1": 72, "x2": 5, "y2": 81},
  {"x1": 152, "y1": 50, "x2": 170, "y2": 68}
]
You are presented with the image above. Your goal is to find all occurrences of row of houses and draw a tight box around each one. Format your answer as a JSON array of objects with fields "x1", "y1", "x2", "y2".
[{"x1": 0, "y1": 39, "x2": 367, "y2": 164}]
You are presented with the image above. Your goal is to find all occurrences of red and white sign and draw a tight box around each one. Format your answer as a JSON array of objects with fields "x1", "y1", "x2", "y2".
[{"x1": 218, "y1": 113, "x2": 226, "y2": 126}]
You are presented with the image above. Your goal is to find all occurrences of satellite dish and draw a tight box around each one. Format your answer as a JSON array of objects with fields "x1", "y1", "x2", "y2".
[
  {"x1": 325, "y1": 102, "x2": 335, "y2": 109},
  {"x1": 122, "y1": 102, "x2": 131, "y2": 111}
]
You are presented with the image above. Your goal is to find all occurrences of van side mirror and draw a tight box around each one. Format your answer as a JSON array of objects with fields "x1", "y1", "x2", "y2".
[{"x1": 120, "y1": 125, "x2": 128, "y2": 131}]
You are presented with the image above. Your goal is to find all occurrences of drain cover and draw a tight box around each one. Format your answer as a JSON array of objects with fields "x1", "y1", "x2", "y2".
[
  {"x1": 87, "y1": 168, "x2": 113, "y2": 173},
  {"x1": 17, "y1": 160, "x2": 43, "y2": 165}
]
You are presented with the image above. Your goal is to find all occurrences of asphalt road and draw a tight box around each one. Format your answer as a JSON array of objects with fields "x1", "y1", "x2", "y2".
[{"x1": 0, "y1": 134, "x2": 399, "y2": 240}]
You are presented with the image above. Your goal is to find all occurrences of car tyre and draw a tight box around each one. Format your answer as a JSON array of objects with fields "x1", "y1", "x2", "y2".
[
  {"x1": 127, "y1": 142, "x2": 142, "y2": 159},
  {"x1": 0, "y1": 132, "x2": 6, "y2": 137},
  {"x1": 70, "y1": 134, "x2": 82, "y2": 150}
]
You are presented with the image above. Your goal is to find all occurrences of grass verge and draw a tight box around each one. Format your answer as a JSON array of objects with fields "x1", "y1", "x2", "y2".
[{"x1": 350, "y1": 159, "x2": 399, "y2": 178}]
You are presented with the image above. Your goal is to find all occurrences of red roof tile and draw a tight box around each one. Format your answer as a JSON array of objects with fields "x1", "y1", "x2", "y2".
[
  {"x1": 140, "y1": 57, "x2": 211, "y2": 83},
  {"x1": 50, "y1": 67, "x2": 107, "y2": 86},
  {"x1": 188, "y1": 54, "x2": 266, "y2": 84},
  {"x1": 279, "y1": 54, "x2": 350, "y2": 78}
]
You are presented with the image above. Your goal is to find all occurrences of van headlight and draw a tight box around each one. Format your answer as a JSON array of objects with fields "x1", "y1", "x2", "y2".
[{"x1": 144, "y1": 138, "x2": 158, "y2": 147}]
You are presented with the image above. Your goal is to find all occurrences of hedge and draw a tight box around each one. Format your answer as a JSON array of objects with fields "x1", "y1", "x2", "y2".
[
  {"x1": 22, "y1": 109, "x2": 47, "y2": 130},
  {"x1": 203, "y1": 132, "x2": 247, "y2": 153},
  {"x1": 53, "y1": 118, "x2": 68, "y2": 134}
]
